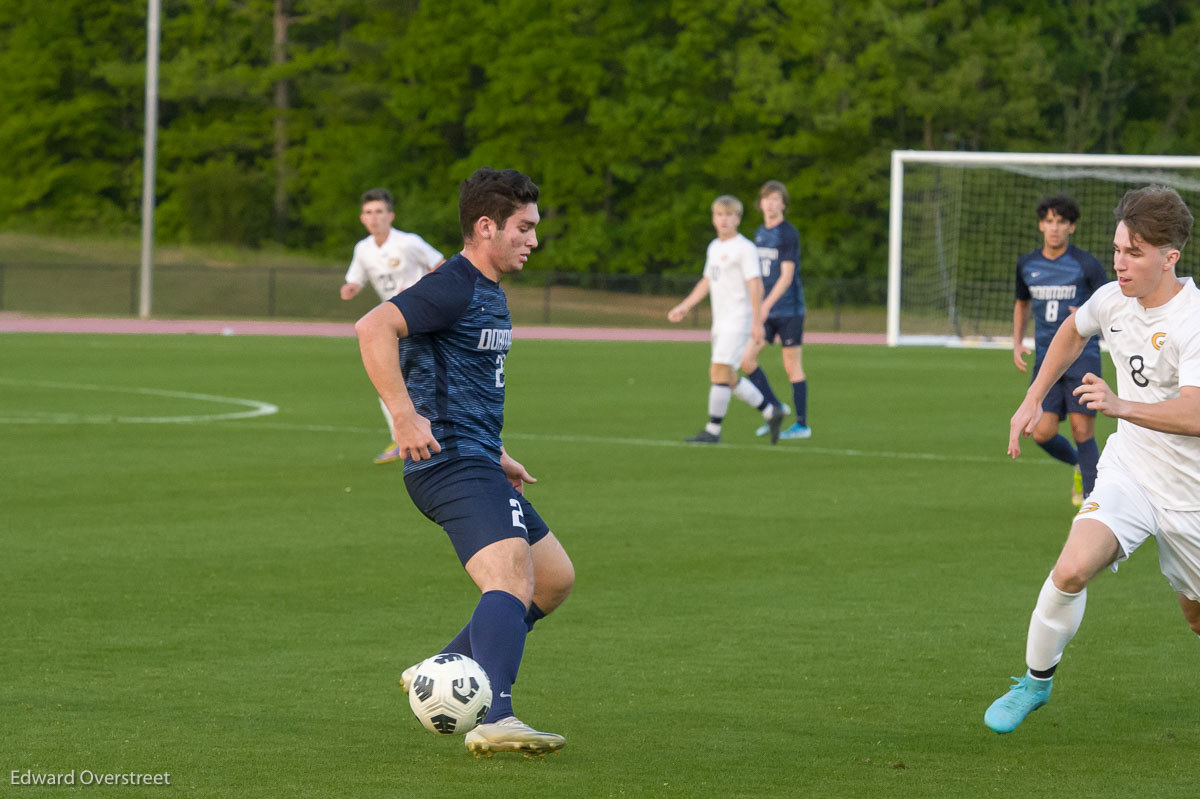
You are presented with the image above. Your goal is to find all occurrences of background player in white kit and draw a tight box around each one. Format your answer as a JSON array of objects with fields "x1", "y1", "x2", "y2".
[
  {"x1": 340, "y1": 188, "x2": 445, "y2": 464},
  {"x1": 985, "y1": 185, "x2": 1200, "y2": 734},
  {"x1": 667, "y1": 195, "x2": 786, "y2": 444}
]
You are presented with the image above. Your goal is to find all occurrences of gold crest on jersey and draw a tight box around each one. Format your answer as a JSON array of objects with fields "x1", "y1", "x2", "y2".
[{"x1": 1152, "y1": 332, "x2": 1166, "y2": 350}]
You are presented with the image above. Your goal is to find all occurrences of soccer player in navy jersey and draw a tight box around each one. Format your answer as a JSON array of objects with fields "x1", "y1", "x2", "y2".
[
  {"x1": 742, "y1": 180, "x2": 811, "y2": 440},
  {"x1": 355, "y1": 168, "x2": 574, "y2": 757},
  {"x1": 1013, "y1": 195, "x2": 1109, "y2": 505}
]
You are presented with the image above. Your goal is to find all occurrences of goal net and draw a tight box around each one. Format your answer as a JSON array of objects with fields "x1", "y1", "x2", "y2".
[{"x1": 887, "y1": 151, "x2": 1200, "y2": 346}]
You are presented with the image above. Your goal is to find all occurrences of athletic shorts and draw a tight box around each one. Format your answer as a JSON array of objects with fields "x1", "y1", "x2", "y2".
[
  {"x1": 763, "y1": 315, "x2": 804, "y2": 347},
  {"x1": 1075, "y1": 463, "x2": 1200, "y2": 600},
  {"x1": 1036, "y1": 373, "x2": 1096, "y2": 419},
  {"x1": 404, "y1": 456, "x2": 551, "y2": 566},
  {"x1": 711, "y1": 325, "x2": 751, "y2": 367}
]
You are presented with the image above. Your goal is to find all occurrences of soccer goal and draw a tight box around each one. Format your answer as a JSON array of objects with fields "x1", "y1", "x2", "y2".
[{"x1": 887, "y1": 150, "x2": 1200, "y2": 347}]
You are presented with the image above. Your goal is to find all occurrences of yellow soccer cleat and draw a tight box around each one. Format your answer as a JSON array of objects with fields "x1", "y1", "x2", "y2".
[
  {"x1": 374, "y1": 442, "x2": 402, "y2": 465},
  {"x1": 1071, "y1": 466, "x2": 1084, "y2": 507},
  {"x1": 465, "y1": 716, "x2": 565, "y2": 757}
]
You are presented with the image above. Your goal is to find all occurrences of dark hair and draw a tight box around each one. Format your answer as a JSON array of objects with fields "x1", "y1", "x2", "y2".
[
  {"x1": 759, "y1": 180, "x2": 789, "y2": 209},
  {"x1": 360, "y1": 188, "x2": 394, "y2": 211},
  {"x1": 1114, "y1": 185, "x2": 1194, "y2": 251},
  {"x1": 459, "y1": 168, "x2": 539, "y2": 240},
  {"x1": 1036, "y1": 194, "x2": 1079, "y2": 223}
]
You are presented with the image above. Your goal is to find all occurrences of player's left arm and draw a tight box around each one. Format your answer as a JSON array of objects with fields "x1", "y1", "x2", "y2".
[
  {"x1": 1074, "y1": 380, "x2": 1200, "y2": 436},
  {"x1": 746, "y1": 275, "x2": 765, "y2": 344},
  {"x1": 499, "y1": 447, "x2": 537, "y2": 494}
]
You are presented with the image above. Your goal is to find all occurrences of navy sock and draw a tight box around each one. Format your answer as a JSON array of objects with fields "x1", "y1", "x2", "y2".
[
  {"x1": 792, "y1": 380, "x2": 808, "y2": 426},
  {"x1": 745, "y1": 368, "x2": 780, "y2": 408},
  {"x1": 1037, "y1": 434, "x2": 1078, "y2": 467},
  {"x1": 1076, "y1": 437, "x2": 1099, "y2": 495},
  {"x1": 469, "y1": 590, "x2": 528, "y2": 723},
  {"x1": 524, "y1": 602, "x2": 545, "y2": 632},
  {"x1": 440, "y1": 623, "x2": 472, "y2": 657}
]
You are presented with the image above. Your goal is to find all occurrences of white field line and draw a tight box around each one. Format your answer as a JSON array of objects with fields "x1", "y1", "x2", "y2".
[{"x1": 0, "y1": 378, "x2": 278, "y2": 423}]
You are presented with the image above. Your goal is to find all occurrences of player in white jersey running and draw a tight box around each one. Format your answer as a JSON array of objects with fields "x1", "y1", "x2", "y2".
[
  {"x1": 985, "y1": 185, "x2": 1200, "y2": 734},
  {"x1": 340, "y1": 188, "x2": 445, "y2": 464},
  {"x1": 668, "y1": 195, "x2": 786, "y2": 444}
]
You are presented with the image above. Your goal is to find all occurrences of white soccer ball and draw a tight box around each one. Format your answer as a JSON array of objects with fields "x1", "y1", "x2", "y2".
[{"x1": 407, "y1": 653, "x2": 492, "y2": 735}]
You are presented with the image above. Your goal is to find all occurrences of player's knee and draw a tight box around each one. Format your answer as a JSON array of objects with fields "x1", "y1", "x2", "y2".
[
  {"x1": 1179, "y1": 597, "x2": 1200, "y2": 635},
  {"x1": 1050, "y1": 565, "x2": 1090, "y2": 595}
]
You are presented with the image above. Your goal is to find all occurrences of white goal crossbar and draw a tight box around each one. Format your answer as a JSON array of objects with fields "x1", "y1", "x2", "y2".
[{"x1": 887, "y1": 150, "x2": 1200, "y2": 346}]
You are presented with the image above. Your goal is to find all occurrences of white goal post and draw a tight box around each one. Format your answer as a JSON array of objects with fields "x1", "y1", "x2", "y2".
[{"x1": 887, "y1": 150, "x2": 1200, "y2": 347}]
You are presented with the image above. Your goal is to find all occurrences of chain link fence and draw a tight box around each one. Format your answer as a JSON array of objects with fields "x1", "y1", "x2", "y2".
[{"x1": 0, "y1": 263, "x2": 887, "y2": 333}]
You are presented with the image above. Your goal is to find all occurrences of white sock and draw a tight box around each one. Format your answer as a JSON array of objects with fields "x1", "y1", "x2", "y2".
[
  {"x1": 732, "y1": 377, "x2": 764, "y2": 410},
  {"x1": 707, "y1": 385, "x2": 732, "y2": 434},
  {"x1": 378, "y1": 396, "x2": 395, "y2": 440},
  {"x1": 1025, "y1": 572, "x2": 1087, "y2": 674}
]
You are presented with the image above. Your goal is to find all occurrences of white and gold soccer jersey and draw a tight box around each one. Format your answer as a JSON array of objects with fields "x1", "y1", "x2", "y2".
[
  {"x1": 1074, "y1": 277, "x2": 1200, "y2": 510},
  {"x1": 703, "y1": 233, "x2": 761, "y2": 366},
  {"x1": 346, "y1": 228, "x2": 444, "y2": 302}
]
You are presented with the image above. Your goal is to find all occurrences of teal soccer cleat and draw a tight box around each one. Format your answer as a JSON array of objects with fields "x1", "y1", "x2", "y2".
[
  {"x1": 984, "y1": 675, "x2": 1052, "y2": 733},
  {"x1": 755, "y1": 404, "x2": 791, "y2": 437},
  {"x1": 779, "y1": 422, "x2": 812, "y2": 440}
]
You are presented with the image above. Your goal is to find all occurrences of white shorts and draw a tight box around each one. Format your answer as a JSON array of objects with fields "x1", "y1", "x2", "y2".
[
  {"x1": 710, "y1": 326, "x2": 751, "y2": 367},
  {"x1": 1076, "y1": 464, "x2": 1200, "y2": 600}
]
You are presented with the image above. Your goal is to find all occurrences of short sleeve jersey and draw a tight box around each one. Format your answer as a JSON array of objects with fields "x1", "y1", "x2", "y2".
[
  {"x1": 389, "y1": 254, "x2": 510, "y2": 473},
  {"x1": 703, "y1": 234, "x2": 761, "y2": 331},
  {"x1": 1015, "y1": 244, "x2": 1108, "y2": 378},
  {"x1": 755, "y1": 220, "x2": 804, "y2": 318},
  {"x1": 1074, "y1": 277, "x2": 1200, "y2": 510},
  {"x1": 347, "y1": 228, "x2": 444, "y2": 302}
]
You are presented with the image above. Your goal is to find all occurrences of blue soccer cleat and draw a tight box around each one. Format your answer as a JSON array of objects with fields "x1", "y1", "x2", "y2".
[
  {"x1": 984, "y1": 675, "x2": 1052, "y2": 733},
  {"x1": 779, "y1": 422, "x2": 812, "y2": 440}
]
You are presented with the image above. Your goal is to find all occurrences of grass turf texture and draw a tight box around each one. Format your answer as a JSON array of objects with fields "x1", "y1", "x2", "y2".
[{"x1": 1, "y1": 333, "x2": 1194, "y2": 798}]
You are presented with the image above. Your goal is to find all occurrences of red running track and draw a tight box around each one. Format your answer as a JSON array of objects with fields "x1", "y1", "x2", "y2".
[{"x1": 0, "y1": 313, "x2": 885, "y2": 345}]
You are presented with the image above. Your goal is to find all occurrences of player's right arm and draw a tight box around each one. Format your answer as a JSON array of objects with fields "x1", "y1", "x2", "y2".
[
  {"x1": 1012, "y1": 299, "x2": 1032, "y2": 371},
  {"x1": 1008, "y1": 312, "x2": 1089, "y2": 458},
  {"x1": 354, "y1": 302, "x2": 441, "y2": 461},
  {"x1": 761, "y1": 259, "x2": 794, "y2": 317},
  {"x1": 668, "y1": 277, "x2": 710, "y2": 323},
  {"x1": 342, "y1": 245, "x2": 367, "y2": 300}
]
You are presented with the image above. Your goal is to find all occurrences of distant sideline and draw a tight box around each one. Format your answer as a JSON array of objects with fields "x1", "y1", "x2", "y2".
[{"x1": 0, "y1": 313, "x2": 886, "y2": 345}]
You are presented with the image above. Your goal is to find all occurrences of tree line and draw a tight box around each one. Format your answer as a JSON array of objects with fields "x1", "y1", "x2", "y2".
[{"x1": 1, "y1": 0, "x2": 1197, "y2": 281}]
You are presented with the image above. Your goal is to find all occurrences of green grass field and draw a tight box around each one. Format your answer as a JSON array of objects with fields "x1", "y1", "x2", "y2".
[{"x1": 2, "y1": 333, "x2": 1194, "y2": 798}]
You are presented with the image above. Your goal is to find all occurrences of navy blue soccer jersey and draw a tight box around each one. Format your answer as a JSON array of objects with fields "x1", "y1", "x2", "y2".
[
  {"x1": 755, "y1": 220, "x2": 803, "y2": 318},
  {"x1": 1015, "y1": 244, "x2": 1108, "y2": 378},
  {"x1": 389, "y1": 254, "x2": 511, "y2": 472}
]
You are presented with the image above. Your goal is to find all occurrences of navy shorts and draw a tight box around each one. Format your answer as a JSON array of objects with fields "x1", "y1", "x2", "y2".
[
  {"x1": 1041, "y1": 374, "x2": 1096, "y2": 419},
  {"x1": 763, "y1": 315, "x2": 804, "y2": 347},
  {"x1": 403, "y1": 457, "x2": 551, "y2": 565}
]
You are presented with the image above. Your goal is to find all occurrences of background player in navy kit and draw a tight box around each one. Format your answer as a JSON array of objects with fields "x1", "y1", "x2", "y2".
[
  {"x1": 355, "y1": 168, "x2": 574, "y2": 757},
  {"x1": 742, "y1": 180, "x2": 811, "y2": 440},
  {"x1": 1013, "y1": 195, "x2": 1109, "y2": 505}
]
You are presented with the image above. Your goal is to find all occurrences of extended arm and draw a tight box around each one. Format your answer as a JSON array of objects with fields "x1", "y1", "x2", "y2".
[
  {"x1": 354, "y1": 302, "x2": 442, "y2": 461},
  {"x1": 668, "y1": 277, "x2": 711, "y2": 323},
  {"x1": 1075, "y1": 380, "x2": 1200, "y2": 437},
  {"x1": 1008, "y1": 312, "x2": 1088, "y2": 458}
]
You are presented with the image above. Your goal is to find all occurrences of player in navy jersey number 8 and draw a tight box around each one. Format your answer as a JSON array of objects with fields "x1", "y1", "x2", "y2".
[
  {"x1": 355, "y1": 168, "x2": 574, "y2": 757},
  {"x1": 1013, "y1": 195, "x2": 1109, "y2": 505}
]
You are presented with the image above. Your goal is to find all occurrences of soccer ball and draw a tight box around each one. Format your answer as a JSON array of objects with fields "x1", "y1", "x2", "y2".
[{"x1": 407, "y1": 653, "x2": 492, "y2": 735}]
